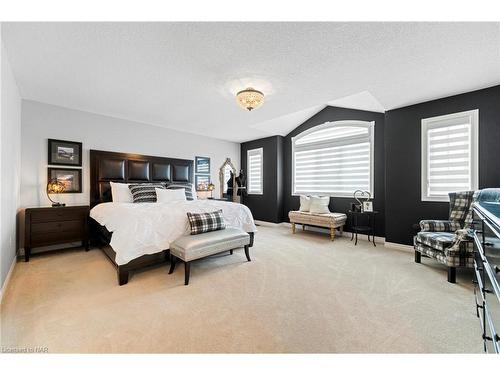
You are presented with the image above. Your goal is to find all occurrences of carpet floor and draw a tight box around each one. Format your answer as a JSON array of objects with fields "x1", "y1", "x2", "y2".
[{"x1": 0, "y1": 226, "x2": 483, "y2": 353}]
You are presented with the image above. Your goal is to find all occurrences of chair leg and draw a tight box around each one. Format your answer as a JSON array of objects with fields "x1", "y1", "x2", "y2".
[
  {"x1": 184, "y1": 261, "x2": 191, "y2": 285},
  {"x1": 330, "y1": 227, "x2": 335, "y2": 241},
  {"x1": 302, "y1": 224, "x2": 305, "y2": 231},
  {"x1": 168, "y1": 255, "x2": 177, "y2": 274},
  {"x1": 230, "y1": 249, "x2": 233, "y2": 255},
  {"x1": 292, "y1": 223, "x2": 296, "y2": 234},
  {"x1": 244, "y1": 245, "x2": 251, "y2": 262},
  {"x1": 447, "y1": 267, "x2": 456, "y2": 283},
  {"x1": 414, "y1": 250, "x2": 421, "y2": 263}
]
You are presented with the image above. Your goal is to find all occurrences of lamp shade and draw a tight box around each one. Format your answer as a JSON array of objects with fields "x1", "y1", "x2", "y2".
[
  {"x1": 47, "y1": 179, "x2": 66, "y2": 194},
  {"x1": 46, "y1": 179, "x2": 66, "y2": 207}
]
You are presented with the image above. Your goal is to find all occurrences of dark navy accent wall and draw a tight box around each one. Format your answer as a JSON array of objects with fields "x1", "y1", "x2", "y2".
[
  {"x1": 241, "y1": 135, "x2": 284, "y2": 223},
  {"x1": 240, "y1": 85, "x2": 500, "y2": 244},
  {"x1": 283, "y1": 106, "x2": 386, "y2": 237},
  {"x1": 385, "y1": 85, "x2": 500, "y2": 245}
]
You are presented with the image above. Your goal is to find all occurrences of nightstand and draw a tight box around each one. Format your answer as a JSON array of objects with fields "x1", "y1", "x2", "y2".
[{"x1": 24, "y1": 205, "x2": 90, "y2": 262}]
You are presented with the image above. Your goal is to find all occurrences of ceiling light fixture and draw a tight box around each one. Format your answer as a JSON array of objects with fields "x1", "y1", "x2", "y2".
[{"x1": 236, "y1": 87, "x2": 264, "y2": 111}]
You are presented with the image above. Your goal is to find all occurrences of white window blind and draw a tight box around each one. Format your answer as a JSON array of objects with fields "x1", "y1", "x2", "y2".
[
  {"x1": 247, "y1": 148, "x2": 263, "y2": 195},
  {"x1": 421, "y1": 109, "x2": 478, "y2": 202},
  {"x1": 292, "y1": 121, "x2": 374, "y2": 197}
]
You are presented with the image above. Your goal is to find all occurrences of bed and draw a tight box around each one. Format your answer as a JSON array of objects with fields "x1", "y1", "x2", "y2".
[{"x1": 89, "y1": 149, "x2": 256, "y2": 285}]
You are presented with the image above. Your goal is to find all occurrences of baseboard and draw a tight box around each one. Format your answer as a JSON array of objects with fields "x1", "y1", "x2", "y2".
[
  {"x1": 268, "y1": 220, "x2": 386, "y2": 244},
  {"x1": 254, "y1": 220, "x2": 284, "y2": 227},
  {"x1": 0, "y1": 256, "x2": 17, "y2": 306},
  {"x1": 384, "y1": 241, "x2": 414, "y2": 252}
]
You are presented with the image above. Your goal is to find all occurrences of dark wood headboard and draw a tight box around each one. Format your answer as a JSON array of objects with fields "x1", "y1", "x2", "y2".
[{"x1": 90, "y1": 149, "x2": 194, "y2": 208}]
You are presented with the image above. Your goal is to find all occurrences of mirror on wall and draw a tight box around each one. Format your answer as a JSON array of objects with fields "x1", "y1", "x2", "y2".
[{"x1": 219, "y1": 158, "x2": 237, "y2": 202}]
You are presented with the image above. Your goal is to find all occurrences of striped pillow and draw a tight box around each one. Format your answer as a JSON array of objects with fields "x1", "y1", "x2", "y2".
[
  {"x1": 128, "y1": 183, "x2": 166, "y2": 203},
  {"x1": 167, "y1": 183, "x2": 195, "y2": 200},
  {"x1": 187, "y1": 210, "x2": 225, "y2": 235}
]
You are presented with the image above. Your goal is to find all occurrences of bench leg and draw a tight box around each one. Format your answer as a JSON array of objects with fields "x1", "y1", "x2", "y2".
[
  {"x1": 292, "y1": 222, "x2": 296, "y2": 234},
  {"x1": 330, "y1": 227, "x2": 335, "y2": 241},
  {"x1": 184, "y1": 261, "x2": 191, "y2": 285},
  {"x1": 168, "y1": 255, "x2": 177, "y2": 274},
  {"x1": 244, "y1": 245, "x2": 251, "y2": 262}
]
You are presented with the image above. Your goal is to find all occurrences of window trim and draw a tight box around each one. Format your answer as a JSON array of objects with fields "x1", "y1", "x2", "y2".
[
  {"x1": 291, "y1": 120, "x2": 375, "y2": 198},
  {"x1": 421, "y1": 109, "x2": 479, "y2": 202},
  {"x1": 247, "y1": 147, "x2": 263, "y2": 195}
]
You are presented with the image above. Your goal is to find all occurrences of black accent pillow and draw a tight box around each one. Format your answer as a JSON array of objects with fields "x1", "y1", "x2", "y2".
[
  {"x1": 186, "y1": 210, "x2": 225, "y2": 235},
  {"x1": 128, "y1": 183, "x2": 166, "y2": 203}
]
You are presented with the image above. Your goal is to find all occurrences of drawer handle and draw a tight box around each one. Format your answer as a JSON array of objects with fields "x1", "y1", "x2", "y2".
[
  {"x1": 482, "y1": 333, "x2": 493, "y2": 341},
  {"x1": 484, "y1": 288, "x2": 493, "y2": 294},
  {"x1": 484, "y1": 242, "x2": 493, "y2": 247}
]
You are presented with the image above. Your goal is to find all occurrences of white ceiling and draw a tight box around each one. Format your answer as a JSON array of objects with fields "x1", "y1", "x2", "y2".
[{"x1": 2, "y1": 22, "x2": 500, "y2": 143}]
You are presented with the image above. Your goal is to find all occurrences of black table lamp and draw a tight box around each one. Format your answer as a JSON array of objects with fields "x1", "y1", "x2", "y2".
[{"x1": 46, "y1": 179, "x2": 66, "y2": 207}]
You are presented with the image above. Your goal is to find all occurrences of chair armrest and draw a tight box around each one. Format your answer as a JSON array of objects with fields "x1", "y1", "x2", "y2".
[
  {"x1": 419, "y1": 220, "x2": 461, "y2": 232},
  {"x1": 444, "y1": 228, "x2": 474, "y2": 257}
]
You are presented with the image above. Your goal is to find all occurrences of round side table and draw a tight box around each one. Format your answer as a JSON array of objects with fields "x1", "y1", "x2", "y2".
[{"x1": 347, "y1": 210, "x2": 379, "y2": 246}]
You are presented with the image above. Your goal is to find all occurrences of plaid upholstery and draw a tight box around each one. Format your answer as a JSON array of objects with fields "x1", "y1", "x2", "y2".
[
  {"x1": 416, "y1": 232, "x2": 455, "y2": 251},
  {"x1": 167, "y1": 183, "x2": 195, "y2": 200},
  {"x1": 187, "y1": 210, "x2": 225, "y2": 235},
  {"x1": 463, "y1": 190, "x2": 481, "y2": 229},
  {"x1": 419, "y1": 220, "x2": 461, "y2": 232},
  {"x1": 448, "y1": 191, "x2": 475, "y2": 224},
  {"x1": 128, "y1": 183, "x2": 167, "y2": 203},
  {"x1": 414, "y1": 190, "x2": 476, "y2": 270},
  {"x1": 414, "y1": 241, "x2": 474, "y2": 268}
]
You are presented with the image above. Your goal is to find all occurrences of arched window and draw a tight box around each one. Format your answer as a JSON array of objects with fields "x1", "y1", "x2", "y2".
[{"x1": 292, "y1": 120, "x2": 374, "y2": 197}]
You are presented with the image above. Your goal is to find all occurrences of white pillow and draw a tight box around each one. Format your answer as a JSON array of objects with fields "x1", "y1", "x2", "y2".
[
  {"x1": 110, "y1": 182, "x2": 133, "y2": 203},
  {"x1": 155, "y1": 187, "x2": 187, "y2": 203},
  {"x1": 299, "y1": 195, "x2": 311, "y2": 212},
  {"x1": 309, "y1": 196, "x2": 331, "y2": 214}
]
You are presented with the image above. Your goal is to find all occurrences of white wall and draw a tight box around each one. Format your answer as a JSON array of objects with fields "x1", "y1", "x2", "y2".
[
  {"x1": 1, "y1": 35, "x2": 22, "y2": 289},
  {"x1": 20, "y1": 100, "x2": 240, "y2": 208}
]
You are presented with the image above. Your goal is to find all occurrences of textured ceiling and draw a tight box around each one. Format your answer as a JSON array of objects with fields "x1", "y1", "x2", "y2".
[{"x1": 2, "y1": 22, "x2": 500, "y2": 142}]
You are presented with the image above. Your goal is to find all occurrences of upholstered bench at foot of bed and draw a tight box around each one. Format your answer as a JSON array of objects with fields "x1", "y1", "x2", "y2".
[
  {"x1": 169, "y1": 227, "x2": 251, "y2": 285},
  {"x1": 288, "y1": 211, "x2": 347, "y2": 241}
]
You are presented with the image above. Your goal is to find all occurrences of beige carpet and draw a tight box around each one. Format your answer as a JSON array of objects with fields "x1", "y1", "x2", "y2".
[{"x1": 0, "y1": 226, "x2": 483, "y2": 353}]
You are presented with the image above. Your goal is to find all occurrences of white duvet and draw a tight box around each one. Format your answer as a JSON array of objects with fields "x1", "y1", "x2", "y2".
[{"x1": 90, "y1": 200, "x2": 257, "y2": 265}]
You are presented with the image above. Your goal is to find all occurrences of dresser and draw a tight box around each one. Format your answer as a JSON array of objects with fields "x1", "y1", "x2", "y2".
[
  {"x1": 24, "y1": 206, "x2": 90, "y2": 262},
  {"x1": 472, "y1": 201, "x2": 500, "y2": 353}
]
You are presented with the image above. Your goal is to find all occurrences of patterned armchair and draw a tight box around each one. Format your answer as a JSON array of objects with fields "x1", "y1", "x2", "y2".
[{"x1": 414, "y1": 191, "x2": 476, "y2": 283}]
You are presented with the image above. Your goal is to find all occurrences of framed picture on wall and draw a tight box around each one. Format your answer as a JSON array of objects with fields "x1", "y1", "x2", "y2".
[
  {"x1": 195, "y1": 175, "x2": 211, "y2": 191},
  {"x1": 48, "y1": 139, "x2": 82, "y2": 166},
  {"x1": 195, "y1": 156, "x2": 210, "y2": 174},
  {"x1": 48, "y1": 168, "x2": 82, "y2": 193}
]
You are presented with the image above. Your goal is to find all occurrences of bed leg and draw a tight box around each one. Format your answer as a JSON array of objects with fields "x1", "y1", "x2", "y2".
[
  {"x1": 169, "y1": 255, "x2": 177, "y2": 274},
  {"x1": 244, "y1": 245, "x2": 251, "y2": 262},
  {"x1": 118, "y1": 267, "x2": 129, "y2": 286}
]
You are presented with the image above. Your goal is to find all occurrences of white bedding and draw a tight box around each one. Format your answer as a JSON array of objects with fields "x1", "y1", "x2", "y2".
[{"x1": 90, "y1": 200, "x2": 257, "y2": 265}]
